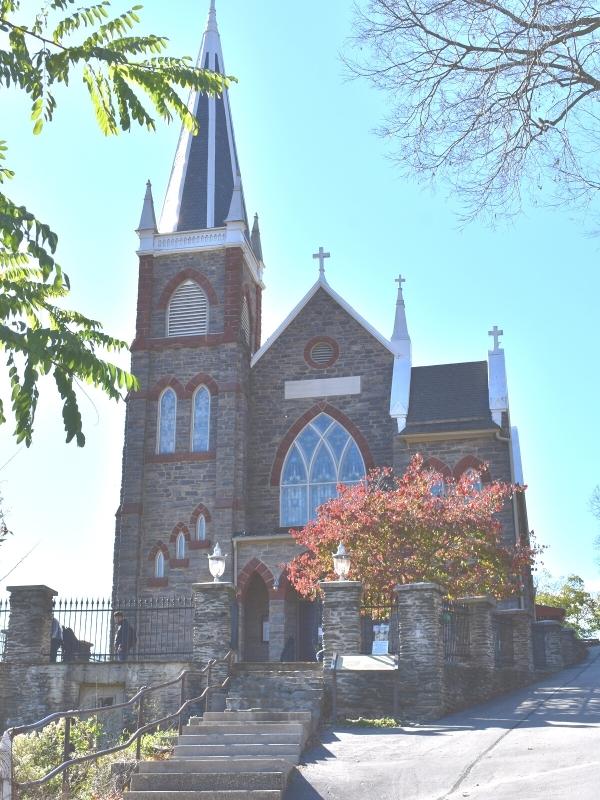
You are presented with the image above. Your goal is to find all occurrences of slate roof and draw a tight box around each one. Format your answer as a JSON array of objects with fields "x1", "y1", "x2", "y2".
[{"x1": 402, "y1": 361, "x2": 497, "y2": 435}]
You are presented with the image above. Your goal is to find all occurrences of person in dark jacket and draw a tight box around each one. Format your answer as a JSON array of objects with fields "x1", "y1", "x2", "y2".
[{"x1": 113, "y1": 611, "x2": 136, "y2": 661}]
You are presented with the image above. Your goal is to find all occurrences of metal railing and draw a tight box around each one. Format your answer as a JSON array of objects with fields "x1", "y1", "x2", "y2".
[
  {"x1": 0, "y1": 596, "x2": 9, "y2": 662},
  {"x1": 53, "y1": 595, "x2": 194, "y2": 662},
  {"x1": 360, "y1": 594, "x2": 399, "y2": 655},
  {"x1": 442, "y1": 601, "x2": 470, "y2": 662},
  {"x1": 3, "y1": 649, "x2": 236, "y2": 799},
  {"x1": 493, "y1": 615, "x2": 514, "y2": 667}
]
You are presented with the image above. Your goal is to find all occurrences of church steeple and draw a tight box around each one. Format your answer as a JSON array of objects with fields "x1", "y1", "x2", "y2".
[
  {"x1": 389, "y1": 275, "x2": 412, "y2": 433},
  {"x1": 160, "y1": 0, "x2": 246, "y2": 233}
]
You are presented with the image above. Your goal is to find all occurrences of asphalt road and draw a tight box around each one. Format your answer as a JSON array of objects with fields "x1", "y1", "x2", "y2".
[{"x1": 287, "y1": 647, "x2": 600, "y2": 800}]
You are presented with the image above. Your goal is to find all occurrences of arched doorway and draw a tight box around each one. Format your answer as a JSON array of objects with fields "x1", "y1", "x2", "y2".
[
  {"x1": 281, "y1": 584, "x2": 321, "y2": 662},
  {"x1": 243, "y1": 572, "x2": 269, "y2": 662}
]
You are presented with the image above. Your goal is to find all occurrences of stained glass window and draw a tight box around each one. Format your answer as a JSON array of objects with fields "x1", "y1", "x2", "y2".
[
  {"x1": 155, "y1": 551, "x2": 165, "y2": 578},
  {"x1": 280, "y1": 413, "x2": 366, "y2": 526},
  {"x1": 158, "y1": 389, "x2": 176, "y2": 454},
  {"x1": 195, "y1": 515, "x2": 206, "y2": 541},
  {"x1": 192, "y1": 386, "x2": 210, "y2": 452},
  {"x1": 463, "y1": 468, "x2": 483, "y2": 493},
  {"x1": 176, "y1": 533, "x2": 186, "y2": 560}
]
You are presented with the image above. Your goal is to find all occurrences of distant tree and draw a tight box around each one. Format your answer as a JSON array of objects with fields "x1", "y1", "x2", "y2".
[
  {"x1": 536, "y1": 574, "x2": 600, "y2": 637},
  {"x1": 287, "y1": 455, "x2": 538, "y2": 600},
  {"x1": 0, "y1": 1, "x2": 229, "y2": 446},
  {"x1": 350, "y1": 1, "x2": 600, "y2": 223}
]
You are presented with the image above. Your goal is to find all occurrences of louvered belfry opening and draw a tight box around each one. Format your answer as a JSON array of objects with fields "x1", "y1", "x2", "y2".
[
  {"x1": 167, "y1": 280, "x2": 208, "y2": 336},
  {"x1": 241, "y1": 296, "x2": 251, "y2": 344}
]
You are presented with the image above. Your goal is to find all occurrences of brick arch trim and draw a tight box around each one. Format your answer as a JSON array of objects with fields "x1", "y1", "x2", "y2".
[
  {"x1": 157, "y1": 269, "x2": 218, "y2": 310},
  {"x1": 422, "y1": 457, "x2": 453, "y2": 480},
  {"x1": 185, "y1": 373, "x2": 220, "y2": 397},
  {"x1": 237, "y1": 558, "x2": 275, "y2": 598},
  {"x1": 190, "y1": 504, "x2": 212, "y2": 526},
  {"x1": 453, "y1": 455, "x2": 491, "y2": 483},
  {"x1": 270, "y1": 402, "x2": 375, "y2": 487},
  {"x1": 169, "y1": 523, "x2": 190, "y2": 543},
  {"x1": 148, "y1": 376, "x2": 186, "y2": 400},
  {"x1": 148, "y1": 542, "x2": 170, "y2": 561}
]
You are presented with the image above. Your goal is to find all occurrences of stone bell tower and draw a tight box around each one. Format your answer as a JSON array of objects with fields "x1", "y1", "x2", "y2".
[{"x1": 112, "y1": 0, "x2": 264, "y2": 601}]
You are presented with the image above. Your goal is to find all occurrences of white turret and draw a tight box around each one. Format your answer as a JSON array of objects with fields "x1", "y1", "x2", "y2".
[{"x1": 389, "y1": 275, "x2": 412, "y2": 432}]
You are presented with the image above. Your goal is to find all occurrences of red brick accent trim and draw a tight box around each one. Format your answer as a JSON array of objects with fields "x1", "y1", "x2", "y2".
[
  {"x1": 304, "y1": 336, "x2": 340, "y2": 369},
  {"x1": 189, "y1": 540, "x2": 212, "y2": 551},
  {"x1": 169, "y1": 558, "x2": 189, "y2": 569},
  {"x1": 146, "y1": 376, "x2": 186, "y2": 401},
  {"x1": 453, "y1": 455, "x2": 491, "y2": 483},
  {"x1": 157, "y1": 268, "x2": 219, "y2": 309},
  {"x1": 135, "y1": 255, "x2": 154, "y2": 341},
  {"x1": 146, "y1": 451, "x2": 216, "y2": 464},
  {"x1": 237, "y1": 558, "x2": 275, "y2": 598},
  {"x1": 190, "y1": 504, "x2": 211, "y2": 525},
  {"x1": 148, "y1": 542, "x2": 170, "y2": 561},
  {"x1": 270, "y1": 403, "x2": 375, "y2": 487},
  {"x1": 169, "y1": 524, "x2": 191, "y2": 543},
  {"x1": 115, "y1": 503, "x2": 143, "y2": 517},
  {"x1": 148, "y1": 578, "x2": 168, "y2": 588},
  {"x1": 422, "y1": 457, "x2": 453, "y2": 480},
  {"x1": 185, "y1": 373, "x2": 219, "y2": 397},
  {"x1": 224, "y1": 248, "x2": 244, "y2": 341}
]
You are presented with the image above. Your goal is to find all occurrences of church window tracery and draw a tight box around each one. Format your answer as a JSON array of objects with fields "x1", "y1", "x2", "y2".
[
  {"x1": 157, "y1": 388, "x2": 177, "y2": 453},
  {"x1": 280, "y1": 413, "x2": 366, "y2": 526},
  {"x1": 167, "y1": 280, "x2": 208, "y2": 337},
  {"x1": 191, "y1": 386, "x2": 210, "y2": 452}
]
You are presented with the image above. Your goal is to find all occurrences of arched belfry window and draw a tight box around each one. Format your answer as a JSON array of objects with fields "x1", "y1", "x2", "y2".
[
  {"x1": 280, "y1": 413, "x2": 366, "y2": 526},
  {"x1": 462, "y1": 468, "x2": 483, "y2": 493},
  {"x1": 191, "y1": 386, "x2": 210, "y2": 452},
  {"x1": 157, "y1": 388, "x2": 177, "y2": 454},
  {"x1": 241, "y1": 296, "x2": 251, "y2": 345},
  {"x1": 167, "y1": 280, "x2": 208, "y2": 337}
]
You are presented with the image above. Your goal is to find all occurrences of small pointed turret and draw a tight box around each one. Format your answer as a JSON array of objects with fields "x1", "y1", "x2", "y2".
[
  {"x1": 250, "y1": 213, "x2": 263, "y2": 262},
  {"x1": 225, "y1": 172, "x2": 245, "y2": 225},
  {"x1": 487, "y1": 324, "x2": 509, "y2": 426},
  {"x1": 160, "y1": 1, "x2": 246, "y2": 233},
  {"x1": 137, "y1": 180, "x2": 157, "y2": 232},
  {"x1": 389, "y1": 274, "x2": 412, "y2": 433}
]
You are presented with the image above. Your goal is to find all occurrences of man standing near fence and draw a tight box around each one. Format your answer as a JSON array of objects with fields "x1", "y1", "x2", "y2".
[{"x1": 113, "y1": 611, "x2": 136, "y2": 661}]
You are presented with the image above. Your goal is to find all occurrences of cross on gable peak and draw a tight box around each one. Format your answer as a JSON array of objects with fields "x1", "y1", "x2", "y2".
[
  {"x1": 312, "y1": 246, "x2": 330, "y2": 278},
  {"x1": 488, "y1": 325, "x2": 504, "y2": 351}
]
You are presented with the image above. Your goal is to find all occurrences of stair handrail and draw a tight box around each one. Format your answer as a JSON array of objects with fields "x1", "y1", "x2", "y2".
[{"x1": 3, "y1": 649, "x2": 236, "y2": 800}]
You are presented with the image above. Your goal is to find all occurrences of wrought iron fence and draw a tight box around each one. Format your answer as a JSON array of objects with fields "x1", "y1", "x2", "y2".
[
  {"x1": 442, "y1": 601, "x2": 470, "y2": 662},
  {"x1": 360, "y1": 594, "x2": 399, "y2": 655},
  {"x1": 493, "y1": 615, "x2": 514, "y2": 667},
  {"x1": 53, "y1": 596, "x2": 194, "y2": 662},
  {"x1": 0, "y1": 596, "x2": 9, "y2": 661}
]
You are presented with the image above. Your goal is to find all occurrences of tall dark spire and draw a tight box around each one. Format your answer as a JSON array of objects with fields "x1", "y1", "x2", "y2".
[{"x1": 160, "y1": 1, "x2": 246, "y2": 233}]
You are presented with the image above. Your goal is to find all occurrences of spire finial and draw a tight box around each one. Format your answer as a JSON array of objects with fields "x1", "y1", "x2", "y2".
[
  {"x1": 395, "y1": 274, "x2": 406, "y2": 305},
  {"x1": 312, "y1": 246, "x2": 330, "y2": 280},
  {"x1": 207, "y1": 0, "x2": 217, "y2": 30},
  {"x1": 137, "y1": 178, "x2": 157, "y2": 232},
  {"x1": 488, "y1": 325, "x2": 504, "y2": 351}
]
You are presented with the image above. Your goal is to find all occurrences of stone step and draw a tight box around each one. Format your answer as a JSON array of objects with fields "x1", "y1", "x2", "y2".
[
  {"x1": 130, "y1": 771, "x2": 284, "y2": 792},
  {"x1": 184, "y1": 723, "x2": 304, "y2": 736},
  {"x1": 138, "y1": 758, "x2": 294, "y2": 775},
  {"x1": 126, "y1": 792, "x2": 281, "y2": 800},
  {"x1": 196, "y1": 711, "x2": 311, "y2": 723},
  {"x1": 174, "y1": 743, "x2": 301, "y2": 759},
  {"x1": 178, "y1": 733, "x2": 300, "y2": 746}
]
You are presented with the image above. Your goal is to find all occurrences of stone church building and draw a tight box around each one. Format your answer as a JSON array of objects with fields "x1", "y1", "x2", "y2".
[{"x1": 112, "y1": 2, "x2": 529, "y2": 664}]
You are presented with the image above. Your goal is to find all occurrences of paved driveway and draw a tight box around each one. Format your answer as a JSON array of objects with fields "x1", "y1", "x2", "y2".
[{"x1": 287, "y1": 647, "x2": 600, "y2": 800}]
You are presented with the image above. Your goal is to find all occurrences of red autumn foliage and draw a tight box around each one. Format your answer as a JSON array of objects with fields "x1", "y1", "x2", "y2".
[{"x1": 286, "y1": 455, "x2": 539, "y2": 600}]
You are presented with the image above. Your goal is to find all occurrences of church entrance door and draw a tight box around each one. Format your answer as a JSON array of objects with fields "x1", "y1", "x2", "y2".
[{"x1": 242, "y1": 572, "x2": 269, "y2": 662}]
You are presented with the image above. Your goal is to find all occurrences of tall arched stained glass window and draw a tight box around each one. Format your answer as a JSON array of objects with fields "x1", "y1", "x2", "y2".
[
  {"x1": 155, "y1": 551, "x2": 165, "y2": 579},
  {"x1": 192, "y1": 386, "x2": 210, "y2": 452},
  {"x1": 157, "y1": 388, "x2": 176, "y2": 454},
  {"x1": 280, "y1": 413, "x2": 366, "y2": 526},
  {"x1": 175, "y1": 532, "x2": 186, "y2": 560}
]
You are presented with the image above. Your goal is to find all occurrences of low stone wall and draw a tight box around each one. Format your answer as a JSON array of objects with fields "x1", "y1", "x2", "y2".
[
  {"x1": 0, "y1": 660, "x2": 192, "y2": 731},
  {"x1": 443, "y1": 663, "x2": 535, "y2": 715},
  {"x1": 328, "y1": 670, "x2": 398, "y2": 721}
]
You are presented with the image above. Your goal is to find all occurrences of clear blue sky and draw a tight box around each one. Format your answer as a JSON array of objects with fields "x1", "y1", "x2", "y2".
[{"x1": 1, "y1": 0, "x2": 598, "y2": 597}]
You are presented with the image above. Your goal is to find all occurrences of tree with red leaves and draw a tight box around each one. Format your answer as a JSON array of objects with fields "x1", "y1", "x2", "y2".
[{"x1": 287, "y1": 455, "x2": 538, "y2": 600}]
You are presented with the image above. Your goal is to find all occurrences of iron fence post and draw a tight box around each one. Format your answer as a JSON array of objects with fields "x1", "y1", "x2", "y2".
[
  {"x1": 61, "y1": 717, "x2": 71, "y2": 799},
  {"x1": 178, "y1": 672, "x2": 186, "y2": 735},
  {"x1": 136, "y1": 693, "x2": 144, "y2": 761},
  {"x1": 206, "y1": 661, "x2": 212, "y2": 711},
  {"x1": 331, "y1": 653, "x2": 338, "y2": 723}
]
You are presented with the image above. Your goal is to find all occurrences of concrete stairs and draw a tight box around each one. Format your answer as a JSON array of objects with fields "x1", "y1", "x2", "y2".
[{"x1": 126, "y1": 710, "x2": 312, "y2": 800}]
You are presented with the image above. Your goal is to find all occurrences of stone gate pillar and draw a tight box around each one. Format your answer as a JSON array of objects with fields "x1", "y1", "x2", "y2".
[
  {"x1": 192, "y1": 581, "x2": 235, "y2": 709},
  {"x1": 497, "y1": 609, "x2": 535, "y2": 673},
  {"x1": 536, "y1": 619, "x2": 563, "y2": 671},
  {"x1": 5, "y1": 585, "x2": 57, "y2": 664},
  {"x1": 462, "y1": 596, "x2": 496, "y2": 670},
  {"x1": 394, "y1": 582, "x2": 444, "y2": 720},
  {"x1": 318, "y1": 580, "x2": 362, "y2": 669}
]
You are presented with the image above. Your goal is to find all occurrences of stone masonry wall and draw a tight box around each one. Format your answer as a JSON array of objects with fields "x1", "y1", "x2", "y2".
[{"x1": 248, "y1": 287, "x2": 396, "y2": 534}]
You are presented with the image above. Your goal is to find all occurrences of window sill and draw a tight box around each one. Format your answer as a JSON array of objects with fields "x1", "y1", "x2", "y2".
[{"x1": 147, "y1": 451, "x2": 216, "y2": 464}]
